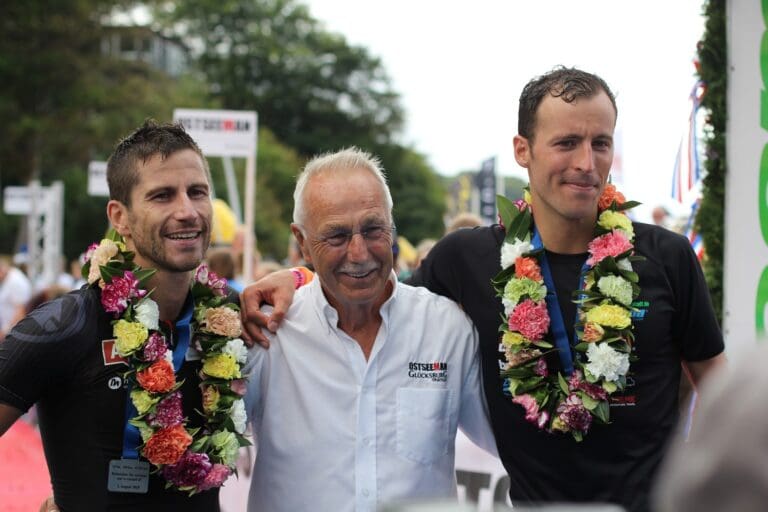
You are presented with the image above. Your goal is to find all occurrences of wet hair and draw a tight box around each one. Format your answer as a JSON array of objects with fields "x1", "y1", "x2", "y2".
[
  {"x1": 107, "y1": 119, "x2": 210, "y2": 206},
  {"x1": 518, "y1": 66, "x2": 617, "y2": 141}
]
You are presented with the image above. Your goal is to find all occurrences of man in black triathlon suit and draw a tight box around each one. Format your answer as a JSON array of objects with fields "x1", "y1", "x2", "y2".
[
  {"x1": 0, "y1": 121, "x2": 234, "y2": 511},
  {"x1": 239, "y1": 67, "x2": 726, "y2": 512}
]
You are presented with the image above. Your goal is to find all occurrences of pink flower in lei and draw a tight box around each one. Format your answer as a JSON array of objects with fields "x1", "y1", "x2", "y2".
[
  {"x1": 101, "y1": 271, "x2": 146, "y2": 315},
  {"x1": 586, "y1": 230, "x2": 633, "y2": 266},
  {"x1": 557, "y1": 394, "x2": 592, "y2": 433},
  {"x1": 161, "y1": 451, "x2": 213, "y2": 488},
  {"x1": 230, "y1": 378, "x2": 247, "y2": 396},
  {"x1": 512, "y1": 394, "x2": 549, "y2": 429},
  {"x1": 568, "y1": 370, "x2": 607, "y2": 401},
  {"x1": 508, "y1": 299, "x2": 550, "y2": 341},
  {"x1": 197, "y1": 464, "x2": 232, "y2": 492},
  {"x1": 149, "y1": 391, "x2": 184, "y2": 428},
  {"x1": 142, "y1": 332, "x2": 168, "y2": 362}
]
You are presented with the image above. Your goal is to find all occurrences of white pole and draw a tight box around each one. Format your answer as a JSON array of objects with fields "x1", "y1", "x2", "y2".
[
  {"x1": 243, "y1": 151, "x2": 257, "y2": 285},
  {"x1": 222, "y1": 156, "x2": 243, "y2": 223}
]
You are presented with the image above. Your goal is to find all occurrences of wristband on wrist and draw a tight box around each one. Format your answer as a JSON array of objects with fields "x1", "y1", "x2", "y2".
[{"x1": 290, "y1": 266, "x2": 314, "y2": 289}]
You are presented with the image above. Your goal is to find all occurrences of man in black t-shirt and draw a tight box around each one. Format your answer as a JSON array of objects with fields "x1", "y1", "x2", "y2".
[
  {"x1": 239, "y1": 68, "x2": 725, "y2": 512},
  {"x1": 0, "y1": 121, "x2": 228, "y2": 511}
]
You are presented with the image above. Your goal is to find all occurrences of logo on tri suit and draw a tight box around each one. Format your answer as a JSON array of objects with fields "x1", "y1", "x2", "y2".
[
  {"x1": 102, "y1": 339, "x2": 128, "y2": 366},
  {"x1": 102, "y1": 339, "x2": 128, "y2": 390}
]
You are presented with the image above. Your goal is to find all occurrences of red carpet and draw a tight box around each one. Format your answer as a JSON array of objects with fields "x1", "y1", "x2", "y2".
[{"x1": 0, "y1": 421, "x2": 51, "y2": 511}]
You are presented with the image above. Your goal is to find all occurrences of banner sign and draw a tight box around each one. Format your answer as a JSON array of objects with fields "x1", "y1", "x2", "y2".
[
  {"x1": 3, "y1": 186, "x2": 53, "y2": 215},
  {"x1": 173, "y1": 109, "x2": 257, "y2": 157},
  {"x1": 475, "y1": 157, "x2": 497, "y2": 224},
  {"x1": 88, "y1": 161, "x2": 109, "y2": 197}
]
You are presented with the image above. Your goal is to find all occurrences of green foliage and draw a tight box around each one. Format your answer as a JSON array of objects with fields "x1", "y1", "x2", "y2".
[
  {"x1": 253, "y1": 128, "x2": 304, "y2": 260},
  {"x1": 154, "y1": 0, "x2": 404, "y2": 156},
  {"x1": 0, "y1": 1, "x2": 211, "y2": 259},
  {"x1": 503, "y1": 176, "x2": 527, "y2": 202},
  {"x1": 696, "y1": 0, "x2": 726, "y2": 322},
  {"x1": 376, "y1": 144, "x2": 446, "y2": 245}
]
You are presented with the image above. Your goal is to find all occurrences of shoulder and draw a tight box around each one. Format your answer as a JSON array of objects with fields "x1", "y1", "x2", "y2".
[
  {"x1": 632, "y1": 222, "x2": 694, "y2": 263},
  {"x1": 633, "y1": 222, "x2": 691, "y2": 249},
  {"x1": 434, "y1": 225, "x2": 504, "y2": 257},
  {"x1": 6, "y1": 287, "x2": 99, "y2": 344},
  {"x1": 395, "y1": 282, "x2": 473, "y2": 328}
]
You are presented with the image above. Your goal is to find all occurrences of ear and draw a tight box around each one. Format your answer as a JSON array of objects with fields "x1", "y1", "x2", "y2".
[
  {"x1": 107, "y1": 200, "x2": 132, "y2": 238},
  {"x1": 290, "y1": 224, "x2": 312, "y2": 266},
  {"x1": 513, "y1": 135, "x2": 531, "y2": 169}
]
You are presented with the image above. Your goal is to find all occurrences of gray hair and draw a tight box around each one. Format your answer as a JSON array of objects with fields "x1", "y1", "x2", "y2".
[{"x1": 292, "y1": 147, "x2": 394, "y2": 226}]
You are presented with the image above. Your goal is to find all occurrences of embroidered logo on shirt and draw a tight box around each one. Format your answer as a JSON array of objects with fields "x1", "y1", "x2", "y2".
[
  {"x1": 102, "y1": 339, "x2": 128, "y2": 366},
  {"x1": 631, "y1": 300, "x2": 649, "y2": 321},
  {"x1": 408, "y1": 361, "x2": 447, "y2": 382}
]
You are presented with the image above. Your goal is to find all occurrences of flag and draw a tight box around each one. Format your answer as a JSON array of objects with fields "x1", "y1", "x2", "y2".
[
  {"x1": 671, "y1": 80, "x2": 707, "y2": 204},
  {"x1": 475, "y1": 156, "x2": 497, "y2": 224},
  {"x1": 683, "y1": 200, "x2": 705, "y2": 261}
]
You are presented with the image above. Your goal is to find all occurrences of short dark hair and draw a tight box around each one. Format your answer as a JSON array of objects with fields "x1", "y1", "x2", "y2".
[
  {"x1": 518, "y1": 66, "x2": 617, "y2": 141},
  {"x1": 107, "y1": 119, "x2": 210, "y2": 206}
]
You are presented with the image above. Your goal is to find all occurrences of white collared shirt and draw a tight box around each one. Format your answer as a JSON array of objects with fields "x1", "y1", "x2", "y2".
[{"x1": 245, "y1": 276, "x2": 496, "y2": 512}]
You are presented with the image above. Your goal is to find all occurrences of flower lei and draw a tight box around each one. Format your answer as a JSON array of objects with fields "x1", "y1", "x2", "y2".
[
  {"x1": 493, "y1": 184, "x2": 643, "y2": 442},
  {"x1": 82, "y1": 234, "x2": 250, "y2": 493}
]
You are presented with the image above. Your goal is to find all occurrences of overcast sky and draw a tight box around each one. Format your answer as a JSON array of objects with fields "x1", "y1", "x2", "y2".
[{"x1": 305, "y1": 0, "x2": 707, "y2": 222}]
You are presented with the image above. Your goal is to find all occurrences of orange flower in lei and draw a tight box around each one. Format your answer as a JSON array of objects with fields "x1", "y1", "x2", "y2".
[
  {"x1": 493, "y1": 185, "x2": 643, "y2": 442},
  {"x1": 143, "y1": 424, "x2": 194, "y2": 465},
  {"x1": 136, "y1": 359, "x2": 176, "y2": 393}
]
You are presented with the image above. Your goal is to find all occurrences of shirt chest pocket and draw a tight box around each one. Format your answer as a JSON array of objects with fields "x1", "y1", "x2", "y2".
[{"x1": 396, "y1": 387, "x2": 451, "y2": 465}]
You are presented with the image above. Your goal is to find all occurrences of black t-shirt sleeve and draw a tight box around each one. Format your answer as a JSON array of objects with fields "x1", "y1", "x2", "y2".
[{"x1": 666, "y1": 230, "x2": 724, "y2": 361}]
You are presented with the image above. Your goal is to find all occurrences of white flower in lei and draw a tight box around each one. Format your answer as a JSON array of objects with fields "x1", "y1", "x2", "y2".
[
  {"x1": 135, "y1": 298, "x2": 160, "y2": 330},
  {"x1": 230, "y1": 399, "x2": 248, "y2": 434},
  {"x1": 500, "y1": 239, "x2": 534, "y2": 269},
  {"x1": 223, "y1": 338, "x2": 248, "y2": 364},
  {"x1": 585, "y1": 343, "x2": 631, "y2": 382}
]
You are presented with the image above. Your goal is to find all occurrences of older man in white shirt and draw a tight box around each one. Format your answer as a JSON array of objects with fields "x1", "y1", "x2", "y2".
[{"x1": 244, "y1": 148, "x2": 496, "y2": 512}]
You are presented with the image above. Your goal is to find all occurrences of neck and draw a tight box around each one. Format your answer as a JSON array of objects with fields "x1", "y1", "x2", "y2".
[
  {"x1": 144, "y1": 269, "x2": 193, "y2": 322},
  {"x1": 533, "y1": 208, "x2": 596, "y2": 254},
  {"x1": 327, "y1": 280, "x2": 393, "y2": 360}
]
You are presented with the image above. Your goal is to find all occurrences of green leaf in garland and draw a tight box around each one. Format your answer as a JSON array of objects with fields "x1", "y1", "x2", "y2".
[
  {"x1": 580, "y1": 393, "x2": 599, "y2": 411},
  {"x1": 557, "y1": 372, "x2": 569, "y2": 395},
  {"x1": 593, "y1": 400, "x2": 610, "y2": 423},
  {"x1": 496, "y1": 194, "x2": 518, "y2": 230},
  {"x1": 505, "y1": 207, "x2": 532, "y2": 243},
  {"x1": 134, "y1": 268, "x2": 157, "y2": 285},
  {"x1": 616, "y1": 200, "x2": 642, "y2": 211}
]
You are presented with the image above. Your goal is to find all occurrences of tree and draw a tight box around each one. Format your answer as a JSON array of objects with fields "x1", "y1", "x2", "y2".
[
  {"x1": 377, "y1": 144, "x2": 446, "y2": 244},
  {"x1": 0, "y1": 1, "x2": 209, "y2": 258},
  {"x1": 153, "y1": 0, "x2": 404, "y2": 156}
]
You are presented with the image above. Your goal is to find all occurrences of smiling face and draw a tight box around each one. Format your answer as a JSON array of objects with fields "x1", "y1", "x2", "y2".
[
  {"x1": 292, "y1": 167, "x2": 394, "y2": 315},
  {"x1": 108, "y1": 149, "x2": 212, "y2": 273},
  {"x1": 514, "y1": 91, "x2": 616, "y2": 226}
]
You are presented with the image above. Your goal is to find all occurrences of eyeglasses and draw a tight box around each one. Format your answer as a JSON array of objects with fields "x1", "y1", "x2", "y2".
[{"x1": 302, "y1": 224, "x2": 393, "y2": 248}]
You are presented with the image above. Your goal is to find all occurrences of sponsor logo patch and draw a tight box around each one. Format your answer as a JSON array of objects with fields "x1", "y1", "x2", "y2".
[{"x1": 102, "y1": 339, "x2": 128, "y2": 367}]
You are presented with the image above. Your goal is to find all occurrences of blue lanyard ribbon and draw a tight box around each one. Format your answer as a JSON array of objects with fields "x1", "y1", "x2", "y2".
[
  {"x1": 121, "y1": 296, "x2": 194, "y2": 459},
  {"x1": 531, "y1": 226, "x2": 588, "y2": 376}
]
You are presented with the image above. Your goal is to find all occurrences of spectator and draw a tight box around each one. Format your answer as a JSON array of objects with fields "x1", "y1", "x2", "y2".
[{"x1": 0, "y1": 257, "x2": 32, "y2": 340}]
